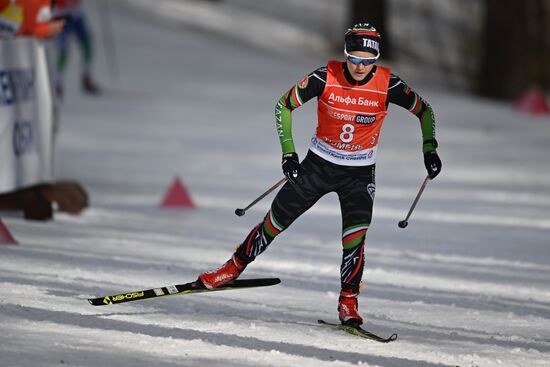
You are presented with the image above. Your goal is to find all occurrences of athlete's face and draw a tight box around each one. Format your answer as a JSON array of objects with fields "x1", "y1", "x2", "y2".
[{"x1": 345, "y1": 51, "x2": 377, "y2": 81}]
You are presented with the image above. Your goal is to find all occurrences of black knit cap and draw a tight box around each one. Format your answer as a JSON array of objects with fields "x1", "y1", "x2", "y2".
[{"x1": 344, "y1": 23, "x2": 382, "y2": 56}]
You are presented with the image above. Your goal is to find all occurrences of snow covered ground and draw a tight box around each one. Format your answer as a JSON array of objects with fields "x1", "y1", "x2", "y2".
[{"x1": 1, "y1": 2, "x2": 550, "y2": 366}]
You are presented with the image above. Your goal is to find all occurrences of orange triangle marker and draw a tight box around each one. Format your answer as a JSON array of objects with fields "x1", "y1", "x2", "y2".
[
  {"x1": 0, "y1": 219, "x2": 18, "y2": 245},
  {"x1": 160, "y1": 177, "x2": 195, "y2": 209},
  {"x1": 515, "y1": 89, "x2": 550, "y2": 115}
]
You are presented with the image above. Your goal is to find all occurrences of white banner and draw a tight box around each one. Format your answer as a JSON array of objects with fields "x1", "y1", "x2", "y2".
[{"x1": 0, "y1": 37, "x2": 55, "y2": 194}]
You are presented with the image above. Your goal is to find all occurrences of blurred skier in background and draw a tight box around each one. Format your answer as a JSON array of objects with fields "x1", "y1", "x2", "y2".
[
  {"x1": 0, "y1": 0, "x2": 88, "y2": 220},
  {"x1": 1, "y1": 0, "x2": 64, "y2": 38},
  {"x1": 197, "y1": 23, "x2": 442, "y2": 326},
  {"x1": 52, "y1": 0, "x2": 100, "y2": 97}
]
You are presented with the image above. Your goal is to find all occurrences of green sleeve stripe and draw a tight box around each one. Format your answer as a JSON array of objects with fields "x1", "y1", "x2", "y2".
[
  {"x1": 275, "y1": 96, "x2": 296, "y2": 154},
  {"x1": 420, "y1": 105, "x2": 437, "y2": 153}
]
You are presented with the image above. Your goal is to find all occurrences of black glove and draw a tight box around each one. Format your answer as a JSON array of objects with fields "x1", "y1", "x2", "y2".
[
  {"x1": 282, "y1": 152, "x2": 301, "y2": 183},
  {"x1": 424, "y1": 151, "x2": 442, "y2": 179}
]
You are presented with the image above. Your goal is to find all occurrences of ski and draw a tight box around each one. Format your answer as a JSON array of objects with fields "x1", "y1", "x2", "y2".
[
  {"x1": 88, "y1": 278, "x2": 281, "y2": 306},
  {"x1": 318, "y1": 319, "x2": 398, "y2": 343}
]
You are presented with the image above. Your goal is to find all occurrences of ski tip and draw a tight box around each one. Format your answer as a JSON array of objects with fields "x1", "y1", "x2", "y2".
[
  {"x1": 88, "y1": 296, "x2": 111, "y2": 306},
  {"x1": 88, "y1": 298, "x2": 102, "y2": 306}
]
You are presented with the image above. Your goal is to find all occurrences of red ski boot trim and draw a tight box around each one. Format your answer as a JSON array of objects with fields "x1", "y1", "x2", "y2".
[
  {"x1": 338, "y1": 289, "x2": 363, "y2": 326},
  {"x1": 199, "y1": 255, "x2": 245, "y2": 289}
]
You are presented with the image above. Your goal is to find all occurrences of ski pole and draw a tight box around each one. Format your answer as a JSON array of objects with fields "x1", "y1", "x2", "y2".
[
  {"x1": 398, "y1": 175, "x2": 430, "y2": 229},
  {"x1": 235, "y1": 178, "x2": 287, "y2": 216}
]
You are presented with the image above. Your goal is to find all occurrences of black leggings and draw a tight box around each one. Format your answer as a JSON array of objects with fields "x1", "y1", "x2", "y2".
[{"x1": 235, "y1": 151, "x2": 375, "y2": 291}]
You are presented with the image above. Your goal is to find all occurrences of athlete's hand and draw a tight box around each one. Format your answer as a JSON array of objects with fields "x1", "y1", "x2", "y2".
[
  {"x1": 282, "y1": 153, "x2": 301, "y2": 184},
  {"x1": 424, "y1": 151, "x2": 442, "y2": 179}
]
